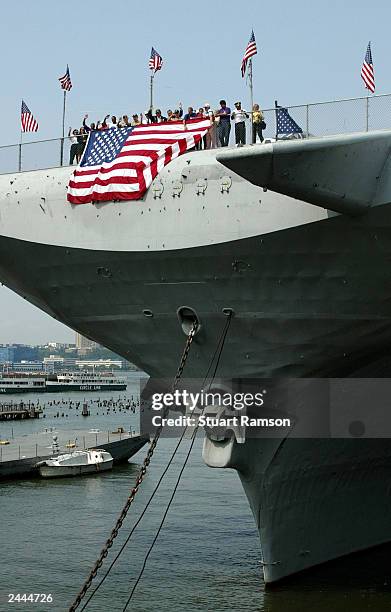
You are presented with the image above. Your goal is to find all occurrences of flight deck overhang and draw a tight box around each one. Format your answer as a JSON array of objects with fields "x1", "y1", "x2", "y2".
[{"x1": 216, "y1": 131, "x2": 391, "y2": 216}]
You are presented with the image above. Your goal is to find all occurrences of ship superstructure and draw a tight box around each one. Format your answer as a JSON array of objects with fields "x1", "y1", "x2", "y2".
[
  {"x1": 0, "y1": 372, "x2": 46, "y2": 393},
  {"x1": 45, "y1": 370, "x2": 126, "y2": 392}
]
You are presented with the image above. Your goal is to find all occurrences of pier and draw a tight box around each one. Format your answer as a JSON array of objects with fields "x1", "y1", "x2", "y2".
[
  {"x1": 0, "y1": 428, "x2": 149, "y2": 479},
  {"x1": 0, "y1": 402, "x2": 42, "y2": 420}
]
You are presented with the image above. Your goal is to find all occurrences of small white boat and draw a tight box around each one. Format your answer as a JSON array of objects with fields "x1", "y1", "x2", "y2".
[{"x1": 37, "y1": 449, "x2": 113, "y2": 478}]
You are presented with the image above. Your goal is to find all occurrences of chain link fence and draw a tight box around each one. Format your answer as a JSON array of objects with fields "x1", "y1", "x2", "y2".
[
  {"x1": 1, "y1": 93, "x2": 391, "y2": 175},
  {"x1": 256, "y1": 94, "x2": 391, "y2": 142}
]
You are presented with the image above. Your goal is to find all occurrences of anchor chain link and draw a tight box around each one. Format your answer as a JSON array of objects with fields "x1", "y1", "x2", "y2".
[{"x1": 69, "y1": 322, "x2": 198, "y2": 611}]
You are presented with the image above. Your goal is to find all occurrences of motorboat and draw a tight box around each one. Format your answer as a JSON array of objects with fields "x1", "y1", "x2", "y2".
[{"x1": 37, "y1": 449, "x2": 113, "y2": 478}]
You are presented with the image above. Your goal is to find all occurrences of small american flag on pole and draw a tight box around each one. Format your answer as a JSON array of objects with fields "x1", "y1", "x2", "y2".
[
  {"x1": 241, "y1": 30, "x2": 257, "y2": 77},
  {"x1": 59, "y1": 65, "x2": 72, "y2": 92},
  {"x1": 21, "y1": 100, "x2": 39, "y2": 133},
  {"x1": 149, "y1": 47, "x2": 163, "y2": 72},
  {"x1": 361, "y1": 42, "x2": 375, "y2": 94},
  {"x1": 67, "y1": 118, "x2": 211, "y2": 204}
]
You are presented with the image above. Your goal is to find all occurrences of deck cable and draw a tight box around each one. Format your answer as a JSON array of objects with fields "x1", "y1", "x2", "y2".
[
  {"x1": 68, "y1": 322, "x2": 199, "y2": 612},
  {"x1": 79, "y1": 312, "x2": 232, "y2": 611},
  {"x1": 121, "y1": 312, "x2": 232, "y2": 610}
]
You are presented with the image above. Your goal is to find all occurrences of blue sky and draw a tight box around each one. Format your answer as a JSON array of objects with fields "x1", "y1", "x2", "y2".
[{"x1": 0, "y1": 0, "x2": 390, "y2": 343}]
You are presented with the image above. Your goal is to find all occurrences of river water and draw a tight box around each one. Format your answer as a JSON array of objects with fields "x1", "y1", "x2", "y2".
[{"x1": 1, "y1": 372, "x2": 391, "y2": 611}]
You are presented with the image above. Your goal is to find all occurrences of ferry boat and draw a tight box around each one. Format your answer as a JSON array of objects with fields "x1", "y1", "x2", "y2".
[
  {"x1": 45, "y1": 371, "x2": 127, "y2": 392},
  {"x1": 0, "y1": 373, "x2": 46, "y2": 394}
]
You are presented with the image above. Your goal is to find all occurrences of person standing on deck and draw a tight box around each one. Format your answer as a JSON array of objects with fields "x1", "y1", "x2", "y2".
[
  {"x1": 216, "y1": 100, "x2": 231, "y2": 146},
  {"x1": 231, "y1": 101, "x2": 249, "y2": 146}
]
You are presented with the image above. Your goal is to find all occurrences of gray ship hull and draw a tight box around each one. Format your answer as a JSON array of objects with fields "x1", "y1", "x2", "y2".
[
  {"x1": 0, "y1": 204, "x2": 390, "y2": 379},
  {"x1": 203, "y1": 435, "x2": 391, "y2": 583}
]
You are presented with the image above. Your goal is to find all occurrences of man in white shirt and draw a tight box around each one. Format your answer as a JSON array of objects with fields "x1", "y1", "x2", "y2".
[
  {"x1": 231, "y1": 101, "x2": 249, "y2": 146},
  {"x1": 107, "y1": 115, "x2": 118, "y2": 129}
]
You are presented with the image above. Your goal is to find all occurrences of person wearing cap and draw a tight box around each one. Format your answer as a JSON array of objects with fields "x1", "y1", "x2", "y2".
[{"x1": 231, "y1": 101, "x2": 249, "y2": 146}]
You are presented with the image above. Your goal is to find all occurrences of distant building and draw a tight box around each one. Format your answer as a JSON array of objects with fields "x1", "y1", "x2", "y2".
[
  {"x1": 46, "y1": 342, "x2": 73, "y2": 349},
  {"x1": 43, "y1": 355, "x2": 77, "y2": 371},
  {"x1": 75, "y1": 333, "x2": 98, "y2": 350},
  {"x1": 42, "y1": 356, "x2": 125, "y2": 371},
  {"x1": 9, "y1": 361, "x2": 44, "y2": 372},
  {"x1": 75, "y1": 359, "x2": 124, "y2": 369},
  {"x1": 0, "y1": 344, "x2": 38, "y2": 363}
]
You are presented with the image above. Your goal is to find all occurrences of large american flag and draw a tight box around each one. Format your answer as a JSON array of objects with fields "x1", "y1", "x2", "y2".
[
  {"x1": 361, "y1": 42, "x2": 375, "y2": 94},
  {"x1": 67, "y1": 118, "x2": 211, "y2": 204},
  {"x1": 21, "y1": 100, "x2": 39, "y2": 133},
  {"x1": 149, "y1": 47, "x2": 163, "y2": 72},
  {"x1": 241, "y1": 30, "x2": 257, "y2": 77},
  {"x1": 59, "y1": 64, "x2": 72, "y2": 92}
]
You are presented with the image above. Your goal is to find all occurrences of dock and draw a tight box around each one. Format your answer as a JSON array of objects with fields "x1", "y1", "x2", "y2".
[
  {"x1": 0, "y1": 402, "x2": 42, "y2": 421},
  {"x1": 0, "y1": 428, "x2": 149, "y2": 479}
]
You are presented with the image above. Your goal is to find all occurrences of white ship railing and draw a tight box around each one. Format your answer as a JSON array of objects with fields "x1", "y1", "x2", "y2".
[{"x1": 0, "y1": 92, "x2": 391, "y2": 175}]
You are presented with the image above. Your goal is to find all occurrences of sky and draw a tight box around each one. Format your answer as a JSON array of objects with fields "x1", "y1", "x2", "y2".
[{"x1": 0, "y1": 0, "x2": 390, "y2": 343}]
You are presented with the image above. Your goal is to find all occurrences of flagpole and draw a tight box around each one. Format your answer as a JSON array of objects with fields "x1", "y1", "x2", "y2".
[
  {"x1": 60, "y1": 90, "x2": 66, "y2": 166},
  {"x1": 248, "y1": 58, "x2": 254, "y2": 142},
  {"x1": 19, "y1": 130, "x2": 22, "y2": 173},
  {"x1": 150, "y1": 73, "x2": 154, "y2": 112},
  {"x1": 365, "y1": 95, "x2": 369, "y2": 132}
]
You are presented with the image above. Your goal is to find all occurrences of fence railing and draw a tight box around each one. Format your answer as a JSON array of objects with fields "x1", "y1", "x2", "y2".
[
  {"x1": 260, "y1": 93, "x2": 391, "y2": 140},
  {"x1": 0, "y1": 428, "x2": 139, "y2": 462},
  {"x1": 1, "y1": 93, "x2": 391, "y2": 176}
]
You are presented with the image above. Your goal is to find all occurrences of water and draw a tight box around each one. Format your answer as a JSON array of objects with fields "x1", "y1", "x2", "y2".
[{"x1": 1, "y1": 373, "x2": 391, "y2": 611}]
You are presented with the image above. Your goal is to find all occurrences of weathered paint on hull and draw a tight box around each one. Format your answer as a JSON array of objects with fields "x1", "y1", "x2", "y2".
[{"x1": 204, "y1": 435, "x2": 391, "y2": 583}]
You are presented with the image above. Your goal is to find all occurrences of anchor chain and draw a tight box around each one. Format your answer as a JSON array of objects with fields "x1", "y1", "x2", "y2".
[{"x1": 69, "y1": 322, "x2": 198, "y2": 612}]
